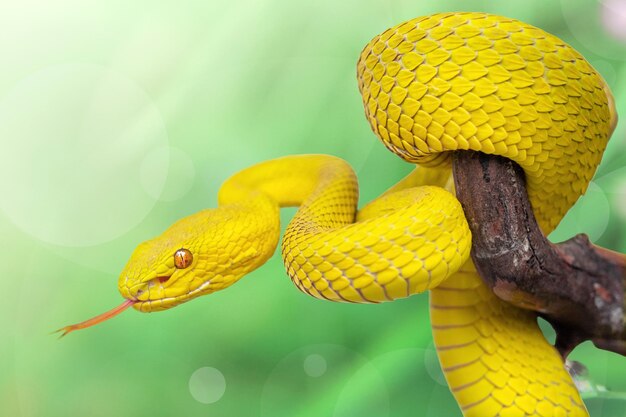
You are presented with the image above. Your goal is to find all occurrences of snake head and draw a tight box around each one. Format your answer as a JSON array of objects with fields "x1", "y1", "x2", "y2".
[{"x1": 118, "y1": 206, "x2": 279, "y2": 312}]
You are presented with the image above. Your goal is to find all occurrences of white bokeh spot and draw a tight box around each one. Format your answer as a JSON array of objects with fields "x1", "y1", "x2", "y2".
[
  {"x1": 140, "y1": 145, "x2": 196, "y2": 202},
  {"x1": 616, "y1": 181, "x2": 626, "y2": 219},
  {"x1": 189, "y1": 367, "x2": 226, "y2": 404},
  {"x1": 424, "y1": 343, "x2": 447, "y2": 386},
  {"x1": 0, "y1": 63, "x2": 168, "y2": 246},
  {"x1": 601, "y1": 0, "x2": 626, "y2": 42},
  {"x1": 260, "y1": 344, "x2": 388, "y2": 417},
  {"x1": 560, "y1": 0, "x2": 626, "y2": 60},
  {"x1": 303, "y1": 353, "x2": 327, "y2": 377}
]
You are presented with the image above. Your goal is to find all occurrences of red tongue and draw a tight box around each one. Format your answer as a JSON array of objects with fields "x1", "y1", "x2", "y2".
[{"x1": 55, "y1": 299, "x2": 136, "y2": 338}]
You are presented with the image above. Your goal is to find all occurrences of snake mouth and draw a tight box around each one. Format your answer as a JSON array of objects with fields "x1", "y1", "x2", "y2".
[
  {"x1": 124, "y1": 275, "x2": 175, "y2": 311},
  {"x1": 156, "y1": 276, "x2": 171, "y2": 284},
  {"x1": 132, "y1": 275, "x2": 172, "y2": 297},
  {"x1": 133, "y1": 278, "x2": 215, "y2": 312}
]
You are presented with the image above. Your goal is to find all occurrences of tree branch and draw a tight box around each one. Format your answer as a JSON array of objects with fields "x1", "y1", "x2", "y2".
[{"x1": 452, "y1": 151, "x2": 626, "y2": 358}]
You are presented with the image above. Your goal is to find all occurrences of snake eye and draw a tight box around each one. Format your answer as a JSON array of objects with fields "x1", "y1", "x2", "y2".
[{"x1": 174, "y1": 248, "x2": 193, "y2": 269}]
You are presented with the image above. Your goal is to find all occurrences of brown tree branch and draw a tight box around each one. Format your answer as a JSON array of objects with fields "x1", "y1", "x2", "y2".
[{"x1": 452, "y1": 151, "x2": 626, "y2": 358}]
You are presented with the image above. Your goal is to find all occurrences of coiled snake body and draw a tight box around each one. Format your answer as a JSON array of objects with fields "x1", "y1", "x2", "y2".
[{"x1": 62, "y1": 12, "x2": 616, "y2": 417}]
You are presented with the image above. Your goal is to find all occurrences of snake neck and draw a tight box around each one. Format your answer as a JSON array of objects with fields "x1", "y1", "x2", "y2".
[
  {"x1": 215, "y1": 154, "x2": 359, "y2": 284},
  {"x1": 218, "y1": 154, "x2": 358, "y2": 217}
]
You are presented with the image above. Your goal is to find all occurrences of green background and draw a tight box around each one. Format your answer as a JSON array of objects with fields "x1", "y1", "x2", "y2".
[{"x1": 1, "y1": 0, "x2": 625, "y2": 416}]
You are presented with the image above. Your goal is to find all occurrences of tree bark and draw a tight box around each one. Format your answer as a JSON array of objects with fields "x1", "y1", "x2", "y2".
[{"x1": 452, "y1": 151, "x2": 626, "y2": 358}]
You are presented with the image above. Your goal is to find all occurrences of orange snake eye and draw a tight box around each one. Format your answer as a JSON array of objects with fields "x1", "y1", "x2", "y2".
[{"x1": 174, "y1": 248, "x2": 193, "y2": 269}]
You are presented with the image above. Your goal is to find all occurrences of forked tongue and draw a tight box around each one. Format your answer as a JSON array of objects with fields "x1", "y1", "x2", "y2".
[{"x1": 54, "y1": 299, "x2": 136, "y2": 338}]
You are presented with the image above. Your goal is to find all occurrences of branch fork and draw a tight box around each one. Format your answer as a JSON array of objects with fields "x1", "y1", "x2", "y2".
[{"x1": 452, "y1": 151, "x2": 625, "y2": 357}]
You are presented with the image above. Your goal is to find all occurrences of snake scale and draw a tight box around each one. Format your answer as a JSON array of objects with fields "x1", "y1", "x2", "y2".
[{"x1": 60, "y1": 12, "x2": 617, "y2": 417}]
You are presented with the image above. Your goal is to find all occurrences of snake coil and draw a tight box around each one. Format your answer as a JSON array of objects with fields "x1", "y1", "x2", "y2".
[{"x1": 60, "y1": 11, "x2": 616, "y2": 417}]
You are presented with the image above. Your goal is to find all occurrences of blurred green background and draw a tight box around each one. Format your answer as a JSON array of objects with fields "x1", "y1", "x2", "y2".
[{"x1": 1, "y1": 0, "x2": 625, "y2": 416}]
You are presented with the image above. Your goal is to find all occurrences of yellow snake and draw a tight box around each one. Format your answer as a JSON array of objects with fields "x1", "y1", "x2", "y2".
[{"x1": 60, "y1": 12, "x2": 617, "y2": 417}]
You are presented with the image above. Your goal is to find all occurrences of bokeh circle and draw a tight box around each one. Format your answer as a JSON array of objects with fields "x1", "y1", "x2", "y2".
[
  {"x1": 424, "y1": 342, "x2": 447, "y2": 386},
  {"x1": 140, "y1": 145, "x2": 196, "y2": 202},
  {"x1": 260, "y1": 344, "x2": 389, "y2": 417},
  {"x1": 549, "y1": 181, "x2": 610, "y2": 243},
  {"x1": 189, "y1": 366, "x2": 227, "y2": 404},
  {"x1": 0, "y1": 63, "x2": 169, "y2": 247},
  {"x1": 561, "y1": 0, "x2": 626, "y2": 61},
  {"x1": 303, "y1": 353, "x2": 328, "y2": 378},
  {"x1": 600, "y1": 0, "x2": 626, "y2": 42}
]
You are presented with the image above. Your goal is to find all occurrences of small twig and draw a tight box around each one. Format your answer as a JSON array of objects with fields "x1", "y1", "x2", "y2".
[{"x1": 452, "y1": 151, "x2": 625, "y2": 358}]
